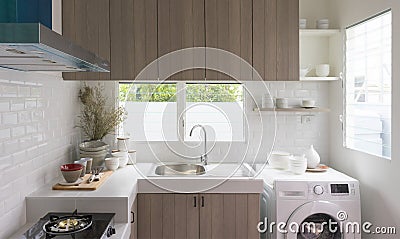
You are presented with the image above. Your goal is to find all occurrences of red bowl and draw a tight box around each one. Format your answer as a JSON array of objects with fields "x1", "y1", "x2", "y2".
[{"x1": 61, "y1": 163, "x2": 83, "y2": 172}]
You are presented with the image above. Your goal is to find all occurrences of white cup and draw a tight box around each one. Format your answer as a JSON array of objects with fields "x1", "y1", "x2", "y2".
[
  {"x1": 315, "y1": 64, "x2": 330, "y2": 77},
  {"x1": 275, "y1": 98, "x2": 288, "y2": 108}
]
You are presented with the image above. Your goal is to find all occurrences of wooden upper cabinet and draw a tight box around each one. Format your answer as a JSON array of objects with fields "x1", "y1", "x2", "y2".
[
  {"x1": 110, "y1": 0, "x2": 157, "y2": 81},
  {"x1": 158, "y1": 0, "x2": 205, "y2": 81},
  {"x1": 205, "y1": 0, "x2": 252, "y2": 81},
  {"x1": 253, "y1": 0, "x2": 277, "y2": 81},
  {"x1": 62, "y1": 0, "x2": 110, "y2": 81},
  {"x1": 276, "y1": 0, "x2": 299, "y2": 81},
  {"x1": 253, "y1": 0, "x2": 299, "y2": 81}
]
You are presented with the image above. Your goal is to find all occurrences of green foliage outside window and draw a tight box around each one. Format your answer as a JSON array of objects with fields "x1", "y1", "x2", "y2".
[{"x1": 119, "y1": 83, "x2": 242, "y2": 103}]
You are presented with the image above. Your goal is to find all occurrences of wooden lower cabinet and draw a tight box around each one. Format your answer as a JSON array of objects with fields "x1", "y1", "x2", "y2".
[
  {"x1": 137, "y1": 193, "x2": 260, "y2": 239},
  {"x1": 130, "y1": 197, "x2": 138, "y2": 239}
]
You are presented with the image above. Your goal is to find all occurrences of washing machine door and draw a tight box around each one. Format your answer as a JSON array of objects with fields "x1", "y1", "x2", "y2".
[{"x1": 285, "y1": 201, "x2": 353, "y2": 239}]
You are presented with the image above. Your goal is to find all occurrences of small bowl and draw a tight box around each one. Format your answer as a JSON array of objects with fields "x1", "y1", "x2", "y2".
[
  {"x1": 111, "y1": 151, "x2": 129, "y2": 168},
  {"x1": 60, "y1": 164, "x2": 83, "y2": 183},
  {"x1": 105, "y1": 157, "x2": 120, "y2": 171},
  {"x1": 302, "y1": 99, "x2": 316, "y2": 108}
]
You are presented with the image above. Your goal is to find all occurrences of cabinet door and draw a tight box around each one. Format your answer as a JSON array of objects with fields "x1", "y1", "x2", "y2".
[
  {"x1": 276, "y1": 0, "x2": 299, "y2": 81},
  {"x1": 205, "y1": 0, "x2": 252, "y2": 81},
  {"x1": 109, "y1": 0, "x2": 157, "y2": 81},
  {"x1": 62, "y1": 0, "x2": 110, "y2": 81},
  {"x1": 158, "y1": 0, "x2": 205, "y2": 81},
  {"x1": 199, "y1": 194, "x2": 260, "y2": 239},
  {"x1": 137, "y1": 194, "x2": 200, "y2": 239},
  {"x1": 253, "y1": 0, "x2": 277, "y2": 81},
  {"x1": 130, "y1": 197, "x2": 138, "y2": 239}
]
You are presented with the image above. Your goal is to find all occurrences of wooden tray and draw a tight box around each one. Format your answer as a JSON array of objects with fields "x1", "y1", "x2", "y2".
[{"x1": 52, "y1": 170, "x2": 113, "y2": 191}]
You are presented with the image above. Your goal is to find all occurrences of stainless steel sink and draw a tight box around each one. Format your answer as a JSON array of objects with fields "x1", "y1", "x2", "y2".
[{"x1": 155, "y1": 164, "x2": 206, "y2": 176}]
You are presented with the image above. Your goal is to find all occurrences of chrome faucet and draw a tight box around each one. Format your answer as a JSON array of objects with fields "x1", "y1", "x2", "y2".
[{"x1": 189, "y1": 124, "x2": 208, "y2": 165}]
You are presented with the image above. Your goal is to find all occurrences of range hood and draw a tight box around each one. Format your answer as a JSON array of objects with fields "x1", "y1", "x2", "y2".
[{"x1": 0, "y1": 1, "x2": 110, "y2": 72}]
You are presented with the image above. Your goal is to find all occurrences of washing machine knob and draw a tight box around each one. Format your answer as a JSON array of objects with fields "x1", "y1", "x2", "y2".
[{"x1": 313, "y1": 185, "x2": 324, "y2": 195}]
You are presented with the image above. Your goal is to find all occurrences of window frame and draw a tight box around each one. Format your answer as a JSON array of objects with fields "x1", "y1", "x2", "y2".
[
  {"x1": 118, "y1": 82, "x2": 247, "y2": 143},
  {"x1": 343, "y1": 9, "x2": 392, "y2": 159}
]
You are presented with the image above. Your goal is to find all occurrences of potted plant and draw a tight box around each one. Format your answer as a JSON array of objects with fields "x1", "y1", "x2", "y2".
[{"x1": 77, "y1": 84, "x2": 126, "y2": 166}]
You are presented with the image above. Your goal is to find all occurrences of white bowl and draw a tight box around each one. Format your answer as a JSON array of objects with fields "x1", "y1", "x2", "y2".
[
  {"x1": 105, "y1": 157, "x2": 119, "y2": 171},
  {"x1": 302, "y1": 100, "x2": 316, "y2": 108},
  {"x1": 112, "y1": 151, "x2": 129, "y2": 168}
]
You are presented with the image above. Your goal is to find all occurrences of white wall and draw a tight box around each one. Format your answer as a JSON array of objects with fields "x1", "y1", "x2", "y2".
[
  {"x1": 328, "y1": 0, "x2": 400, "y2": 237},
  {"x1": 102, "y1": 81, "x2": 330, "y2": 166},
  {"x1": 0, "y1": 70, "x2": 80, "y2": 238}
]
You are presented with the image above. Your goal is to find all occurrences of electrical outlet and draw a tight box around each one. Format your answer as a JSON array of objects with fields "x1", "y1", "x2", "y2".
[{"x1": 301, "y1": 115, "x2": 314, "y2": 124}]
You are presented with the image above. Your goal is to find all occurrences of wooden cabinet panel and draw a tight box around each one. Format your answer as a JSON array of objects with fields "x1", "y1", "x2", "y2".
[
  {"x1": 277, "y1": 0, "x2": 299, "y2": 81},
  {"x1": 62, "y1": 0, "x2": 110, "y2": 81},
  {"x1": 199, "y1": 193, "x2": 260, "y2": 239},
  {"x1": 253, "y1": 0, "x2": 277, "y2": 81},
  {"x1": 158, "y1": 0, "x2": 205, "y2": 81},
  {"x1": 137, "y1": 194, "x2": 200, "y2": 239},
  {"x1": 205, "y1": 0, "x2": 252, "y2": 81}
]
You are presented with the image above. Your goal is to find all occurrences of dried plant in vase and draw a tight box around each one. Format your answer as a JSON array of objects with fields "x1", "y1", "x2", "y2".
[{"x1": 78, "y1": 84, "x2": 126, "y2": 141}]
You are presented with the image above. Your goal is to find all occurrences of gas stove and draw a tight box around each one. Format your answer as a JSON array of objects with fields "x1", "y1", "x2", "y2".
[{"x1": 21, "y1": 210, "x2": 116, "y2": 239}]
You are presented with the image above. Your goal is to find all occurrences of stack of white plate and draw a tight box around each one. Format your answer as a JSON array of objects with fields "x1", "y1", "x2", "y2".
[
  {"x1": 289, "y1": 155, "x2": 307, "y2": 175},
  {"x1": 269, "y1": 151, "x2": 291, "y2": 170},
  {"x1": 299, "y1": 19, "x2": 307, "y2": 29},
  {"x1": 316, "y1": 19, "x2": 329, "y2": 29},
  {"x1": 79, "y1": 141, "x2": 109, "y2": 167}
]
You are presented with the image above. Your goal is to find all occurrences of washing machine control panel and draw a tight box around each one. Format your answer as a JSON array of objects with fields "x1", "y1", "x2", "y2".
[
  {"x1": 313, "y1": 185, "x2": 324, "y2": 195},
  {"x1": 307, "y1": 182, "x2": 359, "y2": 200}
]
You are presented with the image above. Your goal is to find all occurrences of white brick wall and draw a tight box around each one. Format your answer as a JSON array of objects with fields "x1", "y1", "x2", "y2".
[{"x1": 0, "y1": 70, "x2": 81, "y2": 238}]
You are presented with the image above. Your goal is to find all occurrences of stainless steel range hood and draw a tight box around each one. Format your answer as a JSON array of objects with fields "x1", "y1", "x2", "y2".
[{"x1": 0, "y1": 23, "x2": 110, "y2": 72}]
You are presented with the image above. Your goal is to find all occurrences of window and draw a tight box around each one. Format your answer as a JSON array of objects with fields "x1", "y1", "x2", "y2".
[
  {"x1": 119, "y1": 83, "x2": 244, "y2": 142},
  {"x1": 344, "y1": 10, "x2": 391, "y2": 158}
]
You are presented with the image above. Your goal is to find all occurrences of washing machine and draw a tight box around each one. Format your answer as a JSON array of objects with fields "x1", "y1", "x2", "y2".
[{"x1": 259, "y1": 167, "x2": 361, "y2": 239}]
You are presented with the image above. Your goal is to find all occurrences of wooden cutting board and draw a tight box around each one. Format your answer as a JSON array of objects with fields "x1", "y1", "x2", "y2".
[{"x1": 52, "y1": 170, "x2": 113, "y2": 191}]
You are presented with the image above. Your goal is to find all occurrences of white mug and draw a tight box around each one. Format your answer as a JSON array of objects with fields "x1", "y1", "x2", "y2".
[
  {"x1": 315, "y1": 64, "x2": 330, "y2": 77},
  {"x1": 275, "y1": 98, "x2": 288, "y2": 108}
]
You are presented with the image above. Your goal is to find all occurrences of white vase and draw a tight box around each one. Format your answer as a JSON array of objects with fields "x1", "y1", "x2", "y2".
[{"x1": 305, "y1": 145, "x2": 320, "y2": 168}]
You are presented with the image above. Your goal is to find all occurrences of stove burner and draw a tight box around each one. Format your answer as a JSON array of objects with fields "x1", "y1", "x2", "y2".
[{"x1": 43, "y1": 210, "x2": 93, "y2": 235}]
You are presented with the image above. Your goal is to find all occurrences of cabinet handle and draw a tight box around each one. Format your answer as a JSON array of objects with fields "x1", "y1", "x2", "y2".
[
  {"x1": 131, "y1": 211, "x2": 134, "y2": 223},
  {"x1": 194, "y1": 196, "x2": 197, "y2": 207},
  {"x1": 201, "y1": 196, "x2": 204, "y2": 207}
]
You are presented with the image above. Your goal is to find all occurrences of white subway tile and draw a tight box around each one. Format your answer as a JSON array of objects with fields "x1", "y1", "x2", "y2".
[
  {"x1": 1, "y1": 85, "x2": 18, "y2": 97},
  {"x1": 0, "y1": 128, "x2": 11, "y2": 140},
  {"x1": 0, "y1": 101, "x2": 10, "y2": 112},
  {"x1": 10, "y1": 99, "x2": 25, "y2": 111},
  {"x1": 18, "y1": 86, "x2": 30, "y2": 97},
  {"x1": 11, "y1": 126, "x2": 25, "y2": 138},
  {"x1": 2, "y1": 112, "x2": 18, "y2": 125},
  {"x1": 18, "y1": 111, "x2": 31, "y2": 123}
]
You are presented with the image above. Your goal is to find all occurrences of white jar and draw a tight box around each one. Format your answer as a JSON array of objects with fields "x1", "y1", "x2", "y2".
[
  {"x1": 304, "y1": 145, "x2": 321, "y2": 168},
  {"x1": 275, "y1": 98, "x2": 288, "y2": 108},
  {"x1": 116, "y1": 137, "x2": 130, "y2": 152},
  {"x1": 315, "y1": 64, "x2": 330, "y2": 77}
]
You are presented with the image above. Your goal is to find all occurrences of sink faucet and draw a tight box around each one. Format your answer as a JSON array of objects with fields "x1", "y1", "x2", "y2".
[{"x1": 189, "y1": 124, "x2": 208, "y2": 165}]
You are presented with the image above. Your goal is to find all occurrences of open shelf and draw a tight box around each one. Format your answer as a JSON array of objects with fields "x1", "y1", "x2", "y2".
[
  {"x1": 300, "y1": 76, "x2": 339, "y2": 81},
  {"x1": 253, "y1": 107, "x2": 330, "y2": 113},
  {"x1": 300, "y1": 29, "x2": 340, "y2": 37}
]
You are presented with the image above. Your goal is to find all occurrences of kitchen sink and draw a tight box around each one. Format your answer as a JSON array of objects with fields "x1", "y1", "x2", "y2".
[{"x1": 154, "y1": 164, "x2": 206, "y2": 176}]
